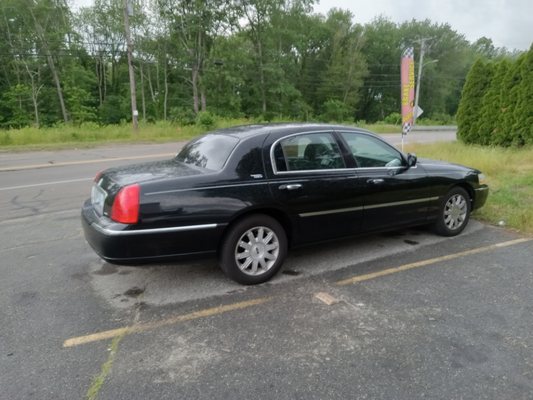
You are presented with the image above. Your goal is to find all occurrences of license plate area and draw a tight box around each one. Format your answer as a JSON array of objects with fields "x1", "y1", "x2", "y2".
[{"x1": 91, "y1": 185, "x2": 107, "y2": 216}]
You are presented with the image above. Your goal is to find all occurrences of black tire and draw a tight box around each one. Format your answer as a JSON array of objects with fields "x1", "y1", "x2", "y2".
[
  {"x1": 219, "y1": 214, "x2": 287, "y2": 285},
  {"x1": 433, "y1": 187, "x2": 471, "y2": 236}
]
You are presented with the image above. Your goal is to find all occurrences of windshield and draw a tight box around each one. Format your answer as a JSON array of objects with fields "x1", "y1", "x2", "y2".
[{"x1": 176, "y1": 134, "x2": 239, "y2": 171}]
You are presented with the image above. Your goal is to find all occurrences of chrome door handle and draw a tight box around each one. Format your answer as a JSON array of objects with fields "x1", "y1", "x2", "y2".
[
  {"x1": 367, "y1": 178, "x2": 385, "y2": 184},
  {"x1": 279, "y1": 184, "x2": 302, "y2": 190}
]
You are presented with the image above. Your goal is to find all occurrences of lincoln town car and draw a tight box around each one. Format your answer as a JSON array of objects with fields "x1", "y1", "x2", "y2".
[{"x1": 82, "y1": 123, "x2": 489, "y2": 284}]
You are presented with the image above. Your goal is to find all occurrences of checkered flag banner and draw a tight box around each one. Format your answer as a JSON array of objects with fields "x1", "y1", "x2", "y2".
[
  {"x1": 402, "y1": 47, "x2": 414, "y2": 59},
  {"x1": 402, "y1": 122, "x2": 412, "y2": 136}
]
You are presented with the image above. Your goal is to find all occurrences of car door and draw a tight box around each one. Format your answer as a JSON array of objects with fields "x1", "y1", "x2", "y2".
[
  {"x1": 265, "y1": 131, "x2": 363, "y2": 244},
  {"x1": 338, "y1": 131, "x2": 433, "y2": 232}
]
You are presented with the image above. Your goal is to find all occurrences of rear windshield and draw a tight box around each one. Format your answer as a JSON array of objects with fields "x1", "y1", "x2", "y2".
[{"x1": 176, "y1": 134, "x2": 239, "y2": 171}]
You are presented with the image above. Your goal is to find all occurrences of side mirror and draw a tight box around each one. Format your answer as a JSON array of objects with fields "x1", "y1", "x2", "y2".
[{"x1": 407, "y1": 153, "x2": 417, "y2": 168}]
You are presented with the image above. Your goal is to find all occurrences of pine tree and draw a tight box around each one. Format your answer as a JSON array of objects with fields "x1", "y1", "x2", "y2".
[
  {"x1": 495, "y1": 54, "x2": 526, "y2": 146},
  {"x1": 456, "y1": 59, "x2": 494, "y2": 144},
  {"x1": 476, "y1": 59, "x2": 510, "y2": 145},
  {"x1": 512, "y1": 45, "x2": 533, "y2": 145}
]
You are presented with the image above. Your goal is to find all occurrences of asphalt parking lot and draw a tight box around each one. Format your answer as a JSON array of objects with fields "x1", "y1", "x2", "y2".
[{"x1": 1, "y1": 136, "x2": 532, "y2": 399}]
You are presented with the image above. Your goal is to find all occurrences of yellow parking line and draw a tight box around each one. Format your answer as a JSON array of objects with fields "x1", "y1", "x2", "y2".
[
  {"x1": 314, "y1": 292, "x2": 339, "y2": 305},
  {"x1": 63, "y1": 297, "x2": 270, "y2": 348},
  {"x1": 336, "y1": 238, "x2": 532, "y2": 286},
  {"x1": 0, "y1": 153, "x2": 174, "y2": 172}
]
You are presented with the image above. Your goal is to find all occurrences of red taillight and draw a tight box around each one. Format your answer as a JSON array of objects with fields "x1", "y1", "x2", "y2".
[{"x1": 111, "y1": 184, "x2": 140, "y2": 224}]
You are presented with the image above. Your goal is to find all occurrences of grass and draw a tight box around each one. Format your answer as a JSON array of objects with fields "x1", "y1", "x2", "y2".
[
  {"x1": 404, "y1": 142, "x2": 533, "y2": 234},
  {"x1": 0, "y1": 119, "x2": 403, "y2": 151},
  {"x1": 0, "y1": 119, "x2": 246, "y2": 150},
  {"x1": 85, "y1": 334, "x2": 124, "y2": 400}
]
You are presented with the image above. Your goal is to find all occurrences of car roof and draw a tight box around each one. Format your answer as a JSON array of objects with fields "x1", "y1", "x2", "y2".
[{"x1": 206, "y1": 123, "x2": 374, "y2": 140}]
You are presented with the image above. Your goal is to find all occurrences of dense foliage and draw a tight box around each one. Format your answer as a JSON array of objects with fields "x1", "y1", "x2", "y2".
[
  {"x1": 457, "y1": 45, "x2": 532, "y2": 146},
  {"x1": 0, "y1": 0, "x2": 521, "y2": 129}
]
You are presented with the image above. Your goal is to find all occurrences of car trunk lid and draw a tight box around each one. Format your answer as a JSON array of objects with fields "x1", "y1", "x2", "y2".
[{"x1": 93, "y1": 159, "x2": 204, "y2": 218}]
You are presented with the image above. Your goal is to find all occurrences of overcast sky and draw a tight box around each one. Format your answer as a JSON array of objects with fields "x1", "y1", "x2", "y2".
[{"x1": 314, "y1": 0, "x2": 532, "y2": 50}]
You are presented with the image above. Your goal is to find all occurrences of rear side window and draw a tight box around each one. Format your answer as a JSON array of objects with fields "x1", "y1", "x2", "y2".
[
  {"x1": 176, "y1": 134, "x2": 239, "y2": 170},
  {"x1": 273, "y1": 132, "x2": 345, "y2": 172}
]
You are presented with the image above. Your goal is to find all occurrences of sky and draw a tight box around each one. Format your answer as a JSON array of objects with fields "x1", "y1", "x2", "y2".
[{"x1": 313, "y1": 0, "x2": 532, "y2": 50}]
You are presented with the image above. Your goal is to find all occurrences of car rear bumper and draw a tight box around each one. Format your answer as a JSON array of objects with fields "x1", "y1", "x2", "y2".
[
  {"x1": 473, "y1": 185, "x2": 489, "y2": 210},
  {"x1": 81, "y1": 199, "x2": 224, "y2": 264}
]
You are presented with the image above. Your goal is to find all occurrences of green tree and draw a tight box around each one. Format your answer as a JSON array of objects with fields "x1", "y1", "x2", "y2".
[
  {"x1": 494, "y1": 54, "x2": 525, "y2": 146},
  {"x1": 315, "y1": 9, "x2": 367, "y2": 116},
  {"x1": 512, "y1": 45, "x2": 533, "y2": 145},
  {"x1": 359, "y1": 18, "x2": 476, "y2": 122},
  {"x1": 476, "y1": 59, "x2": 510, "y2": 145},
  {"x1": 358, "y1": 17, "x2": 401, "y2": 122},
  {"x1": 1, "y1": 84, "x2": 33, "y2": 127},
  {"x1": 457, "y1": 59, "x2": 494, "y2": 144}
]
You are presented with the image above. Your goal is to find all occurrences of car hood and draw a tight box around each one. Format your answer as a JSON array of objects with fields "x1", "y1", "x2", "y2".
[
  {"x1": 417, "y1": 158, "x2": 479, "y2": 173},
  {"x1": 100, "y1": 159, "x2": 204, "y2": 191}
]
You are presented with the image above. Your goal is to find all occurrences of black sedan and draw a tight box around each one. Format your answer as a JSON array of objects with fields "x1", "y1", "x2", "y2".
[{"x1": 82, "y1": 123, "x2": 488, "y2": 284}]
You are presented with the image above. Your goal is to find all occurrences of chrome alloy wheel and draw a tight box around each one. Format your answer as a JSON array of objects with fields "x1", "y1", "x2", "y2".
[
  {"x1": 444, "y1": 193, "x2": 468, "y2": 230},
  {"x1": 235, "y1": 226, "x2": 280, "y2": 276}
]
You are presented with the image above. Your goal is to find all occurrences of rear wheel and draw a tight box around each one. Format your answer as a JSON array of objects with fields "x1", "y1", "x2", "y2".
[
  {"x1": 219, "y1": 215, "x2": 287, "y2": 285},
  {"x1": 433, "y1": 187, "x2": 471, "y2": 236}
]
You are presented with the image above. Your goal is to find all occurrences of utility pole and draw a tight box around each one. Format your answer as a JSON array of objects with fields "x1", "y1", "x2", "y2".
[
  {"x1": 124, "y1": 0, "x2": 138, "y2": 132},
  {"x1": 413, "y1": 37, "x2": 431, "y2": 126}
]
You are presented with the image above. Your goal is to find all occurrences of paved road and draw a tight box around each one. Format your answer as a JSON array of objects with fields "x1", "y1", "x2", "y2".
[{"x1": 3, "y1": 129, "x2": 533, "y2": 399}]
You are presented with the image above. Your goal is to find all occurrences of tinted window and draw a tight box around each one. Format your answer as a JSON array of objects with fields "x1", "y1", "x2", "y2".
[
  {"x1": 341, "y1": 132, "x2": 404, "y2": 168},
  {"x1": 273, "y1": 132, "x2": 345, "y2": 172},
  {"x1": 176, "y1": 134, "x2": 239, "y2": 170}
]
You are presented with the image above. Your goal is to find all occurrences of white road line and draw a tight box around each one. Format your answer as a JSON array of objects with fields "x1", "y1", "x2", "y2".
[
  {"x1": 0, "y1": 152, "x2": 174, "y2": 172},
  {"x1": 0, "y1": 177, "x2": 91, "y2": 191},
  {"x1": 0, "y1": 209, "x2": 80, "y2": 225}
]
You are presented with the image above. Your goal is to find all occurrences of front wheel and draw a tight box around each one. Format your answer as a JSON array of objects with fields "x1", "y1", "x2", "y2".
[
  {"x1": 219, "y1": 215, "x2": 288, "y2": 285},
  {"x1": 433, "y1": 187, "x2": 471, "y2": 236}
]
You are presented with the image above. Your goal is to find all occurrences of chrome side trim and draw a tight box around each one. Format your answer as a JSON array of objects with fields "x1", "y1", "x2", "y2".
[
  {"x1": 364, "y1": 196, "x2": 439, "y2": 210},
  {"x1": 475, "y1": 186, "x2": 489, "y2": 192},
  {"x1": 92, "y1": 223, "x2": 219, "y2": 236},
  {"x1": 269, "y1": 129, "x2": 413, "y2": 175},
  {"x1": 270, "y1": 166, "x2": 405, "y2": 175},
  {"x1": 298, "y1": 196, "x2": 439, "y2": 218},
  {"x1": 300, "y1": 205, "x2": 364, "y2": 217},
  {"x1": 146, "y1": 182, "x2": 269, "y2": 196}
]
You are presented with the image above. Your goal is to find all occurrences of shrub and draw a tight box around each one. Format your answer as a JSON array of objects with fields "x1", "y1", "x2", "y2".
[
  {"x1": 429, "y1": 113, "x2": 455, "y2": 125},
  {"x1": 383, "y1": 112, "x2": 401, "y2": 125},
  {"x1": 320, "y1": 99, "x2": 353, "y2": 122},
  {"x1": 196, "y1": 111, "x2": 217, "y2": 128},
  {"x1": 170, "y1": 107, "x2": 196, "y2": 126}
]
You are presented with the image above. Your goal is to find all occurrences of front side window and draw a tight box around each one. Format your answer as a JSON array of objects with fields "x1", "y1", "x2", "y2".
[
  {"x1": 176, "y1": 134, "x2": 239, "y2": 171},
  {"x1": 341, "y1": 132, "x2": 404, "y2": 168},
  {"x1": 273, "y1": 132, "x2": 345, "y2": 172}
]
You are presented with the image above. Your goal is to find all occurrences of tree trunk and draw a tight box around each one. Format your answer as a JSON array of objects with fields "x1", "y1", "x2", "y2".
[
  {"x1": 146, "y1": 64, "x2": 158, "y2": 119},
  {"x1": 201, "y1": 89, "x2": 206, "y2": 112},
  {"x1": 257, "y1": 41, "x2": 267, "y2": 113},
  {"x1": 96, "y1": 58, "x2": 103, "y2": 107},
  {"x1": 47, "y1": 54, "x2": 69, "y2": 123},
  {"x1": 163, "y1": 60, "x2": 168, "y2": 121},
  {"x1": 140, "y1": 62, "x2": 146, "y2": 121},
  {"x1": 192, "y1": 67, "x2": 199, "y2": 114},
  {"x1": 30, "y1": 9, "x2": 69, "y2": 123},
  {"x1": 24, "y1": 64, "x2": 41, "y2": 128}
]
